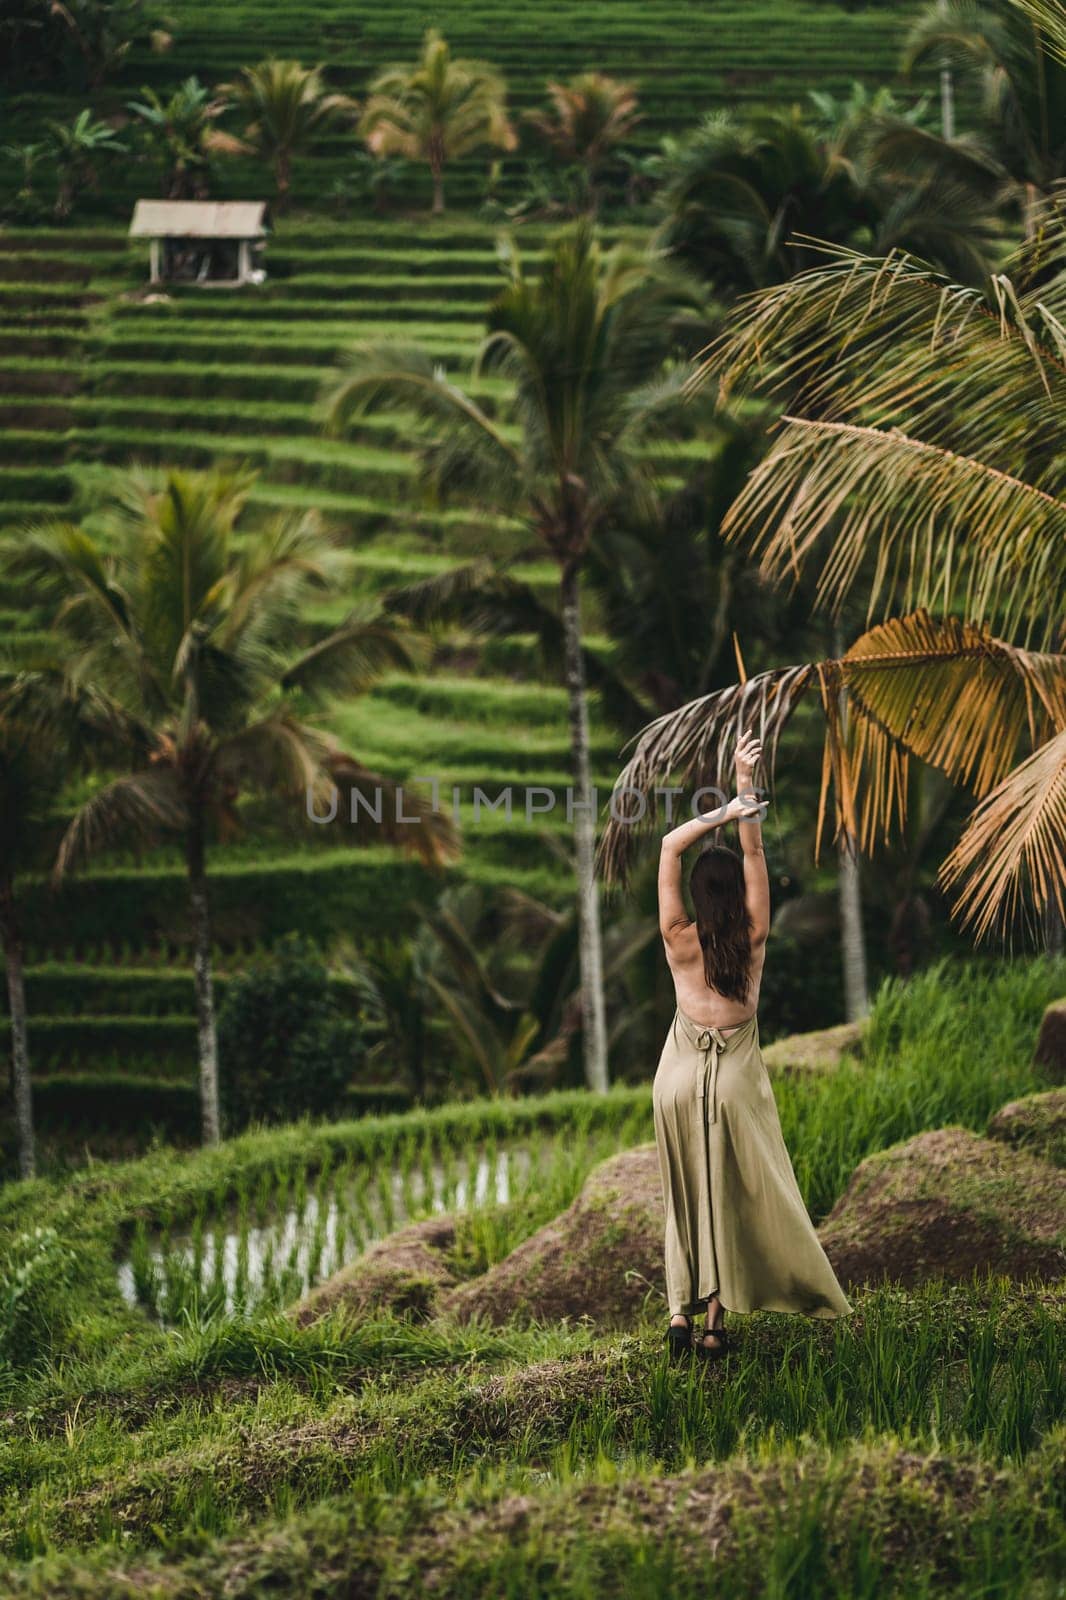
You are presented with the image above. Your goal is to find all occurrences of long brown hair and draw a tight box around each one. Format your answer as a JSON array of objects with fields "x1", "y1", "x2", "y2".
[{"x1": 688, "y1": 843, "x2": 752, "y2": 1004}]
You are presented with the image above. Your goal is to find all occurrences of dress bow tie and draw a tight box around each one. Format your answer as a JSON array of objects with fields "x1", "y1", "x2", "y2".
[{"x1": 694, "y1": 1025, "x2": 727, "y2": 1124}]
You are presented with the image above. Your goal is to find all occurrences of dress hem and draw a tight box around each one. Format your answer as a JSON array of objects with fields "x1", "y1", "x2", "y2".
[{"x1": 674, "y1": 1296, "x2": 853, "y2": 1320}]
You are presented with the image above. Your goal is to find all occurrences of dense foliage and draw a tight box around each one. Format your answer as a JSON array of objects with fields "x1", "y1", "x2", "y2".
[{"x1": 217, "y1": 934, "x2": 366, "y2": 1131}]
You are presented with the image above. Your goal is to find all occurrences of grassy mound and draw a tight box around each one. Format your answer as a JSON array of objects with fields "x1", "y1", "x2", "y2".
[
  {"x1": 5, "y1": 1420, "x2": 1064, "y2": 1597},
  {"x1": 987, "y1": 1088, "x2": 1066, "y2": 1170},
  {"x1": 293, "y1": 1214, "x2": 460, "y2": 1325},
  {"x1": 818, "y1": 1126, "x2": 1066, "y2": 1290},
  {"x1": 439, "y1": 1145, "x2": 664, "y2": 1328},
  {"x1": 1034, "y1": 998, "x2": 1066, "y2": 1083},
  {"x1": 761, "y1": 1018, "x2": 866, "y2": 1076}
]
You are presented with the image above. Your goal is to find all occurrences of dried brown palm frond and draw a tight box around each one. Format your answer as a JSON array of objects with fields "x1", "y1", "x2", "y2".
[
  {"x1": 938, "y1": 727, "x2": 1066, "y2": 940},
  {"x1": 727, "y1": 416, "x2": 1066, "y2": 647},
  {"x1": 596, "y1": 663, "x2": 816, "y2": 884},
  {"x1": 690, "y1": 249, "x2": 1066, "y2": 470},
  {"x1": 683, "y1": 245, "x2": 1066, "y2": 647},
  {"x1": 598, "y1": 610, "x2": 1066, "y2": 943},
  {"x1": 833, "y1": 610, "x2": 1066, "y2": 853}
]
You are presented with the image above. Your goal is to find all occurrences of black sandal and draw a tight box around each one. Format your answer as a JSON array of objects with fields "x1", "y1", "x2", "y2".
[
  {"x1": 665, "y1": 1314, "x2": 693, "y2": 1362},
  {"x1": 696, "y1": 1322, "x2": 733, "y2": 1360}
]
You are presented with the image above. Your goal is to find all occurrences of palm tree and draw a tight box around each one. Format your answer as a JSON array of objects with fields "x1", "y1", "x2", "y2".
[
  {"x1": 601, "y1": 201, "x2": 1066, "y2": 944},
  {"x1": 127, "y1": 76, "x2": 245, "y2": 199},
  {"x1": 652, "y1": 91, "x2": 1003, "y2": 293},
  {"x1": 901, "y1": 0, "x2": 1066, "y2": 227},
  {"x1": 224, "y1": 59, "x2": 356, "y2": 208},
  {"x1": 0, "y1": 662, "x2": 123, "y2": 1179},
  {"x1": 0, "y1": 719, "x2": 56, "y2": 1180},
  {"x1": 359, "y1": 28, "x2": 516, "y2": 215},
  {"x1": 323, "y1": 224, "x2": 697, "y2": 1091},
  {"x1": 47, "y1": 108, "x2": 127, "y2": 219},
  {"x1": 525, "y1": 72, "x2": 642, "y2": 212},
  {"x1": 7, "y1": 467, "x2": 457, "y2": 1145}
]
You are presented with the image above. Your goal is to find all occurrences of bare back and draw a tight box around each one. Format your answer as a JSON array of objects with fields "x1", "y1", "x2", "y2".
[
  {"x1": 656, "y1": 743, "x2": 771, "y2": 1037},
  {"x1": 663, "y1": 922, "x2": 766, "y2": 1032}
]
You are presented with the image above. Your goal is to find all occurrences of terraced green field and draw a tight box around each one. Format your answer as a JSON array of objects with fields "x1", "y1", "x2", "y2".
[
  {"x1": 0, "y1": 0, "x2": 943, "y2": 1146},
  {"x1": 2, "y1": 1, "x2": 927, "y2": 215},
  {"x1": 0, "y1": 216, "x2": 673, "y2": 1133}
]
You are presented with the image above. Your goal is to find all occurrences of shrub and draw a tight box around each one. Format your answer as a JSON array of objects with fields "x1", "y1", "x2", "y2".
[
  {"x1": 0, "y1": 1226, "x2": 75, "y2": 1368},
  {"x1": 217, "y1": 934, "x2": 366, "y2": 1133}
]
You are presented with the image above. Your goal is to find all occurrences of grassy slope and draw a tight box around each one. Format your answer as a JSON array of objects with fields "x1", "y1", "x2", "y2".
[{"x1": 0, "y1": 961, "x2": 1064, "y2": 1595}]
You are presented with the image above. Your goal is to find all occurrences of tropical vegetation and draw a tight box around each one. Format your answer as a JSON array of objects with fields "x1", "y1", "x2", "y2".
[{"x1": 359, "y1": 28, "x2": 516, "y2": 214}]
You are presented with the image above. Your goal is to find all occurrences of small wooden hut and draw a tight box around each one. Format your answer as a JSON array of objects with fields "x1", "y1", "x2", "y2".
[{"x1": 128, "y1": 200, "x2": 269, "y2": 286}]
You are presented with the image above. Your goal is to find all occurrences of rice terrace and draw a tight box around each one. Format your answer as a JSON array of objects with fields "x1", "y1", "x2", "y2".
[{"x1": 1, "y1": 0, "x2": 1065, "y2": 1594}]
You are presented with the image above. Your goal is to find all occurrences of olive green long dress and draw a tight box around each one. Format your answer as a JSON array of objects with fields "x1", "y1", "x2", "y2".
[{"x1": 652, "y1": 1005, "x2": 853, "y2": 1320}]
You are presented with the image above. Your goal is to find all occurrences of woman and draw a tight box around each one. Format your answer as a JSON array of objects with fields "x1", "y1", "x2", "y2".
[{"x1": 653, "y1": 727, "x2": 853, "y2": 1363}]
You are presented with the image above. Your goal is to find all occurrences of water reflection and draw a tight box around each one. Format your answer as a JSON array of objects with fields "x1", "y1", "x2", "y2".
[{"x1": 116, "y1": 1145, "x2": 533, "y2": 1316}]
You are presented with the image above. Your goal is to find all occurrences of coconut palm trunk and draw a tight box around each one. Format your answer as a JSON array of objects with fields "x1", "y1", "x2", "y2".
[
  {"x1": 185, "y1": 817, "x2": 221, "y2": 1144},
  {"x1": 0, "y1": 887, "x2": 34, "y2": 1179},
  {"x1": 833, "y1": 623, "x2": 870, "y2": 1021},
  {"x1": 274, "y1": 150, "x2": 291, "y2": 208},
  {"x1": 429, "y1": 134, "x2": 446, "y2": 213},
  {"x1": 837, "y1": 832, "x2": 870, "y2": 1020},
  {"x1": 560, "y1": 561, "x2": 609, "y2": 1092}
]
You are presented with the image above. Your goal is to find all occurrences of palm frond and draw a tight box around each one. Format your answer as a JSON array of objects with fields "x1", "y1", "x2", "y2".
[
  {"x1": 319, "y1": 344, "x2": 522, "y2": 506},
  {"x1": 690, "y1": 250, "x2": 1066, "y2": 482},
  {"x1": 56, "y1": 766, "x2": 187, "y2": 878},
  {"x1": 599, "y1": 608, "x2": 1066, "y2": 900},
  {"x1": 597, "y1": 664, "x2": 814, "y2": 883},
  {"x1": 221, "y1": 507, "x2": 338, "y2": 648},
  {"x1": 423, "y1": 975, "x2": 499, "y2": 1093},
  {"x1": 280, "y1": 609, "x2": 423, "y2": 701},
  {"x1": 835, "y1": 609, "x2": 1066, "y2": 851},
  {"x1": 1007, "y1": 0, "x2": 1066, "y2": 64},
  {"x1": 320, "y1": 749, "x2": 461, "y2": 867},
  {"x1": 722, "y1": 415, "x2": 1066, "y2": 646},
  {"x1": 938, "y1": 726, "x2": 1066, "y2": 940},
  {"x1": 3, "y1": 520, "x2": 137, "y2": 647},
  {"x1": 216, "y1": 712, "x2": 327, "y2": 798}
]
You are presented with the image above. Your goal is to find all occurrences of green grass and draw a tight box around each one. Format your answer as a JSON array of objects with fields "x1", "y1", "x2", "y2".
[{"x1": 0, "y1": 961, "x2": 1063, "y2": 1595}]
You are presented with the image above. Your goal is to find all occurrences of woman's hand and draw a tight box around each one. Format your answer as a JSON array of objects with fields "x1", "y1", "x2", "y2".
[
  {"x1": 721, "y1": 794, "x2": 764, "y2": 824},
  {"x1": 735, "y1": 727, "x2": 762, "y2": 787}
]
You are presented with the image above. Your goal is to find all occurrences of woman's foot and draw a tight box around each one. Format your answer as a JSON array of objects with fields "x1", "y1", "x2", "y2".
[
  {"x1": 699, "y1": 1295, "x2": 727, "y2": 1354},
  {"x1": 665, "y1": 1313, "x2": 692, "y2": 1362}
]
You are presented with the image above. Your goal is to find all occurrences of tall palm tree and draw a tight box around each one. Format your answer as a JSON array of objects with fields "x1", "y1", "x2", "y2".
[
  {"x1": 601, "y1": 200, "x2": 1066, "y2": 943},
  {"x1": 224, "y1": 59, "x2": 356, "y2": 208},
  {"x1": 127, "y1": 76, "x2": 245, "y2": 200},
  {"x1": 652, "y1": 91, "x2": 1003, "y2": 293},
  {"x1": 359, "y1": 28, "x2": 516, "y2": 214},
  {"x1": 901, "y1": 0, "x2": 1066, "y2": 226},
  {"x1": 6, "y1": 467, "x2": 457, "y2": 1145},
  {"x1": 0, "y1": 719, "x2": 56, "y2": 1180},
  {"x1": 0, "y1": 664, "x2": 123, "y2": 1180},
  {"x1": 525, "y1": 72, "x2": 642, "y2": 212},
  {"x1": 323, "y1": 224, "x2": 697, "y2": 1091}
]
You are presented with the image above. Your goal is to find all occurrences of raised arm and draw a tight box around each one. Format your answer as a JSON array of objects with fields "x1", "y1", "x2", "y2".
[
  {"x1": 735, "y1": 728, "x2": 771, "y2": 945},
  {"x1": 658, "y1": 790, "x2": 763, "y2": 942}
]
